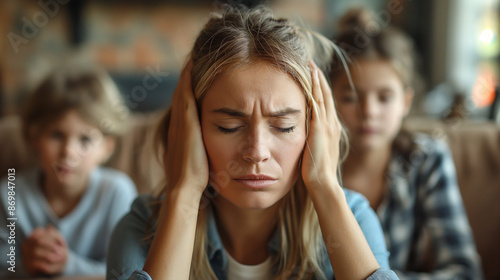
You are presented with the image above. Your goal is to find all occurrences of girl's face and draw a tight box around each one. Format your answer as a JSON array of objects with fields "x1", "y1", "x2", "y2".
[
  {"x1": 332, "y1": 59, "x2": 413, "y2": 152},
  {"x1": 36, "y1": 110, "x2": 113, "y2": 189},
  {"x1": 201, "y1": 62, "x2": 307, "y2": 209}
]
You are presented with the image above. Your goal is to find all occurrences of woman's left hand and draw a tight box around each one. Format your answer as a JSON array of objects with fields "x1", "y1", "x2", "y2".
[{"x1": 301, "y1": 61, "x2": 342, "y2": 194}]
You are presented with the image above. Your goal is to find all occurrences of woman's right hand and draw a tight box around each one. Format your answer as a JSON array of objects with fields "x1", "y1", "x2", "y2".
[
  {"x1": 143, "y1": 61, "x2": 208, "y2": 279},
  {"x1": 164, "y1": 60, "x2": 209, "y2": 196}
]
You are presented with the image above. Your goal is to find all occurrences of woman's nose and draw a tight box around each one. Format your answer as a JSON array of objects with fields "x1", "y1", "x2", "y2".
[{"x1": 240, "y1": 128, "x2": 271, "y2": 164}]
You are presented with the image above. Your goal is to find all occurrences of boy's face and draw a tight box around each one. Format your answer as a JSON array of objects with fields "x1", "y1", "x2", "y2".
[{"x1": 35, "y1": 110, "x2": 113, "y2": 189}]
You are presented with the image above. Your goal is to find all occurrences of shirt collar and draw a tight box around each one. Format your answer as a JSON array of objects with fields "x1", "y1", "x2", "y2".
[{"x1": 206, "y1": 206, "x2": 282, "y2": 262}]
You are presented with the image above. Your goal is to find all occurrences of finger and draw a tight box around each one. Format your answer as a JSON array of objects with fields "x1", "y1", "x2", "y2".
[
  {"x1": 33, "y1": 259, "x2": 59, "y2": 275},
  {"x1": 315, "y1": 61, "x2": 337, "y2": 122},
  {"x1": 34, "y1": 238, "x2": 63, "y2": 258},
  {"x1": 46, "y1": 225, "x2": 66, "y2": 247},
  {"x1": 34, "y1": 247, "x2": 63, "y2": 264},
  {"x1": 167, "y1": 64, "x2": 190, "y2": 158},
  {"x1": 29, "y1": 227, "x2": 46, "y2": 239},
  {"x1": 308, "y1": 61, "x2": 323, "y2": 122},
  {"x1": 309, "y1": 61, "x2": 324, "y2": 105},
  {"x1": 171, "y1": 60, "x2": 192, "y2": 122},
  {"x1": 30, "y1": 230, "x2": 63, "y2": 257},
  {"x1": 181, "y1": 60, "x2": 194, "y2": 99}
]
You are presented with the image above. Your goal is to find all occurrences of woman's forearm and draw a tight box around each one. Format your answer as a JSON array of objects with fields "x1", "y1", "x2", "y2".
[
  {"x1": 310, "y1": 184, "x2": 380, "y2": 280},
  {"x1": 142, "y1": 187, "x2": 202, "y2": 279}
]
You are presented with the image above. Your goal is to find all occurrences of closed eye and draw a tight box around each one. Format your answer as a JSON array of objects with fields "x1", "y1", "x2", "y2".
[
  {"x1": 275, "y1": 126, "x2": 295, "y2": 133},
  {"x1": 217, "y1": 126, "x2": 241, "y2": 134},
  {"x1": 218, "y1": 126, "x2": 296, "y2": 134}
]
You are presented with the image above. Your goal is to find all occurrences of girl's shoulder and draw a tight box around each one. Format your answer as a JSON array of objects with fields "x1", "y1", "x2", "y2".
[{"x1": 393, "y1": 130, "x2": 452, "y2": 161}]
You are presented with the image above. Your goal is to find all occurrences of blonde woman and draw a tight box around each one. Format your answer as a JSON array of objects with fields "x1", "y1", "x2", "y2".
[{"x1": 107, "y1": 6, "x2": 397, "y2": 280}]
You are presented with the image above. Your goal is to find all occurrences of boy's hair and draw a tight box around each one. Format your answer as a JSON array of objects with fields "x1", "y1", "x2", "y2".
[{"x1": 21, "y1": 65, "x2": 130, "y2": 142}]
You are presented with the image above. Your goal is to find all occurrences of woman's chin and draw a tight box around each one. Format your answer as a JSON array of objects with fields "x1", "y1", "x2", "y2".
[{"x1": 215, "y1": 191, "x2": 285, "y2": 211}]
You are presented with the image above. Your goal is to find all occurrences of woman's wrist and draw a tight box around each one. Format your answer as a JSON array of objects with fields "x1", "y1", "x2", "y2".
[
  {"x1": 168, "y1": 185, "x2": 204, "y2": 207},
  {"x1": 157, "y1": 185, "x2": 204, "y2": 222},
  {"x1": 307, "y1": 178, "x2": 347, "y2": 209}
]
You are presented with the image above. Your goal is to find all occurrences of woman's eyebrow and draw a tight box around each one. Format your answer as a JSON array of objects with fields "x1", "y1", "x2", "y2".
[
  {"x1": 212, "y1": 108, "x2": 246, "y2": 117},
  {"x1": 212, "y1": 107, "x2": 302, "y2": 117}
]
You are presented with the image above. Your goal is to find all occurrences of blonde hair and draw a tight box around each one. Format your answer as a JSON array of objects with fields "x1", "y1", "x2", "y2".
[
  {"x1": 21, "y1": 64, "x2": 129, "y2": 142},
  {"x1": 151, "y1": 5, "x2": 349, "y2": 279}
]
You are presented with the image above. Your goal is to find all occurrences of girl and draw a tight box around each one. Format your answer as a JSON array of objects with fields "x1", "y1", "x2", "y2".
[
  {"x1": 107, "y1": 6, "x2": 398, "y2": 280},
  {"x1": 329, "y1": 8, "x2": 483, "y2": 280},
  {"x1": 0, "y1": 65, "x2": 138, "y2": 277}
]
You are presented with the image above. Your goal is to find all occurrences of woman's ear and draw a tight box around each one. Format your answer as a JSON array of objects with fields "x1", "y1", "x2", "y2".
[{"x1": 403, "y1": 88, "x2": 414, "y2": 116}]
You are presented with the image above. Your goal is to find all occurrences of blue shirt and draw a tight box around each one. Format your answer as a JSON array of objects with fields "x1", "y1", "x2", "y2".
[
  {"x1": 107, "y1": 189, "x2": 399, "y2": 279},
  {"x1": 378, "y1": 134, "x2": 483, "y2": 279},
  {"x1": 0, "y1": 167, "x2": 137, "y2": 278}
]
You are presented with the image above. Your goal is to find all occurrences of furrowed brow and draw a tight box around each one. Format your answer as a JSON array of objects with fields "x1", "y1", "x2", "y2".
[
  {"x1": 268, "y1": 108, "x2": 302, "y2": 117},
  {"x1": 212, "y1": 108, "x2": 247, "y2": 117},
  {"x1": 212, "y1": 107, "x2": 302, "y2": 118}
]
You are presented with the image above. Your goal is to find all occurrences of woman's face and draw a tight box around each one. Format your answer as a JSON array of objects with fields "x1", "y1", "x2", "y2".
[
  {"x1": 200, "y1": 62, "x2": 307, "y2": 209},
  {"x1": 332, "y1": 59, "x2": 413, "y2": 152}
]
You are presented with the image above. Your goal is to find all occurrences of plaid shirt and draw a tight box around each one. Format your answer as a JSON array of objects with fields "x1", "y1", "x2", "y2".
[{"x1": 378, "y1": 134, "x2": 483, "y2": 280}]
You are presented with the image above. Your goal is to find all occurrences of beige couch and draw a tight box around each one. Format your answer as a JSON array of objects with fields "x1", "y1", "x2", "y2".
[{"x1": 1, "y1": 114, "x2": 499, "y2": 279}]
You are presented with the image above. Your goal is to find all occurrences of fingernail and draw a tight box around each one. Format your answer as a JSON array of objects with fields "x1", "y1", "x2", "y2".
[{"x1": 313, "y1": 69, "x2": 318, "y2": 80}]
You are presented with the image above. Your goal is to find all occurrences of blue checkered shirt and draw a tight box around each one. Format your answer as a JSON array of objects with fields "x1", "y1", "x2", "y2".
[{"x1": 379, "y1": 134, "x2": 483, "y2": 279}]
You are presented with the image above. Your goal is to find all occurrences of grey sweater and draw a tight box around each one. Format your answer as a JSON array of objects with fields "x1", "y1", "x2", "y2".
[{"x1": 0, "y1": 167, "x2": 137, "y2": 278}]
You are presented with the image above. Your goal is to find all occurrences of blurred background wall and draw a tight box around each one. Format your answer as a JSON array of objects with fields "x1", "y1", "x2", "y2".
[{"x1": 0, "y1": 0, "x2": 498, "y2": 120}]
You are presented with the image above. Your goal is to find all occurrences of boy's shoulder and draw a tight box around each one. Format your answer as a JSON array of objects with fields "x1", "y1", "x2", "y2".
[
  {"x1": 91, "y1": 167, "x2": 137, "y2": 196},
  {"x1": 95, "y1": 166, "x2": 132, "y2": 181}
]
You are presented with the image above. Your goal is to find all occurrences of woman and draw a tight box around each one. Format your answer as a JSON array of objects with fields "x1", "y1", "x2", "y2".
[
  {"x1": 107, "y1": 6, "x2": 398, "y2": 280},
  {"x1": 330, "y1": 8, "x2": 483, "y2": 280}
]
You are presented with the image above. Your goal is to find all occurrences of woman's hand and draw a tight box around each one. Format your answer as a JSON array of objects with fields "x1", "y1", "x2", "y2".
[
  {"x1": 144, "y1": 61, "x2": 209, "y2": 279},
  {"x1": 301, "y1": 61, "x2": 342, "y2": 194},
  {"x1": 164, "y1": 60, "x2": 209, "y2": 196},
  {"x1": 301, "y1": 62, "x2": 381, "y2": 280}
]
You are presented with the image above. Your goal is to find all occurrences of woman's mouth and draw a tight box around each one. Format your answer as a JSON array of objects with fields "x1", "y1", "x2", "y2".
[{"x1": 234, "y1": 174, "x2": 277, "y2": 189}]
